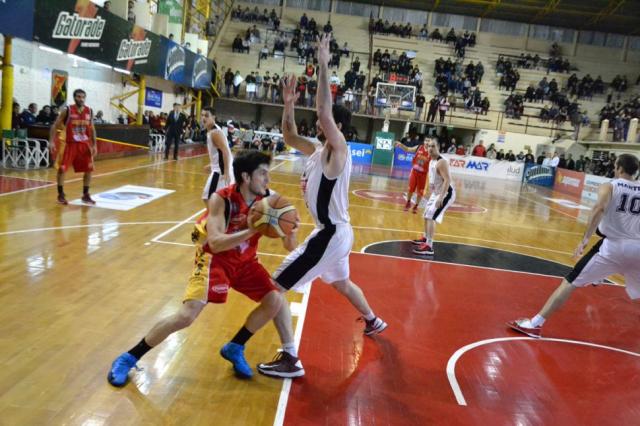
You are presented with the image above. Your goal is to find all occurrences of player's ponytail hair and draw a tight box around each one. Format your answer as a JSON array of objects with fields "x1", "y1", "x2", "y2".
[{"x1": 233, "y1": 150, "x2": 272, "y2": 184}]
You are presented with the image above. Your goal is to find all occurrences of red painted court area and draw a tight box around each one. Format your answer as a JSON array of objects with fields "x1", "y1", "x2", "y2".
[
  {"x1": 0, "y1": 175, "x2": 52, "y2": 194},
  {"x1": 284, "y1": 253, "x2": 640, "y2": 425}
]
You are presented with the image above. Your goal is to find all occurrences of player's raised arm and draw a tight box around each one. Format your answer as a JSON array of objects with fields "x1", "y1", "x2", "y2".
[
  {"x1": 281, "y1": 74, "x2": 316, "y2": 156},
  {"x1": 316, "y1": 34, "x2": 347, "y2": 154},
  {"x1": 205, "y1": 194, "x2": 257, "y2": 253},
  {"x1": 395, "y1": 141, "x2": 419, "y2": 153}
]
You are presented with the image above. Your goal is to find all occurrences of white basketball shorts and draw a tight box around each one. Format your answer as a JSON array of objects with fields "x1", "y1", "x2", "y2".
[
  {"x1": 273, "y1": 223, "x2": 353, "y2": 291},
  {"x1": 566, "y1": 238, "x2": 640, "y2": 299},
  {"x1": 424, "y1": 186, "x2": 456, "y2": 224}
]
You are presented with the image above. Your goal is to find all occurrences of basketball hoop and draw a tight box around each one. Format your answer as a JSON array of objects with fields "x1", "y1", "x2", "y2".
[{"x1": 389, "y1": 100, "x2": 400, "y2": 116}]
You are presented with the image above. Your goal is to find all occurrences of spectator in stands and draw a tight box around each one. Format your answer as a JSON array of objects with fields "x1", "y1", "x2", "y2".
[
  {"x1": 550, "y1": 152, "x2": 560, "y2": 167},
  {"x1": 245, "y1": 72, "x2": 257, "y2": 100},
  {"x1": 445, "y1": 28, "x2": 456, "y2": 44},
  {"x1": 300, "y1": 13, "x2": 308, "y2": 30},
  {"x1": 575, "y1": 155, "x2": 585, "y2": 172},
  {"x1": 224, "y1": 68, "x2": 234, "y2": 97},
  {"x1": 516, "y1": 151, "x2": 525, "y2": 162},
  {"x1": 11, "y1": 102, "x2": 21, "y2": 129},
  {"x1": 104, "y1": 1, "x2": 111, "y2": 12},
  {"x1": 232, "y1": 34, "x2": 244, "y2": 53},
  {"x1": 271, "y1": 73, "x2": 280, "y2": 103},
  {"x1": 566, "y1": 154, "x2": 575, "y2": 170},
  {"x1": 308, "y1": 17, "x2": 317, "y2": 32},
  {"x1": 36, "y1": 105, "x2": 54, "y2": 125},
  {"x1": 351, "y1": 57, "x2": 361, "y2": 73},
  {"x1": 341, "y1": 42, "x2": 350, "y2": 57},
  {"x1": 472, "y1": 140, "x2": 487, "y2": 157},
  {"x1": 419, "y1": 25, "x2": 428, "y2": 40},
  {"x1": 524, "y1": 84, "x2": 535, "y2": 103},
  {"x1": 127, "y1": 0, "x2": 135, "y2": 24},
  {"x1": 426, "y1": 96, "x2": 438, "y2": 122},
  {"x1": 19, "y1": 103, "x2": 37, "y2": 127},
  {"x1": 558, "y1": 153, "x2": 567, "y2": 168},
  {"x1": 524, "y1": 149, "x2": 535, "y2": 164},
  {"x1": 323, "y1": 20, "x2": 332, "y2": 34},
  {"x1": 93, "y1": 110, "x2": 106, "y2": 125},
  {"x1": 438, "y1": 96, "x2": 450, "y2": 123},
  {"x1": 260, "y1": 43, "x2": 269, "y2": 60},
  {"x1": 506, "y1": 150, "x2": 516, "y2": 162},
  {"x1": 486, "y1": 144, "x2": 497, "y2": 159},
  {"x1": 431, "y1": 28, "x2": 443, "y2": 42},
  {"x1": 496, "y1": 149, "x2": 505, "y2": 160},
  {"x1": 232, "y1": 70, "x2": 243, "y2": 97},
  {"x1": 481, "y1": 97, "x2": 490, "y2": 115},
  {"x1": 414, "y1": 91, "x2": 426, "y2": 120}
]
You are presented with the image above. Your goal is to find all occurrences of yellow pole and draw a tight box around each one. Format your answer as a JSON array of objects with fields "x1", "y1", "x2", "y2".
[
  {"x1": 181, "y1": 0, "x2": 189, "y2": 43},
  {"x1": 196, "y1": 90, "x2": 202, "y2": 121},
  {"x1": 137, "y1": 75, "x2": 146, "y2": 125},
  {"x1": 1, "y1": 36, "x2": 14, "y2": 132}
]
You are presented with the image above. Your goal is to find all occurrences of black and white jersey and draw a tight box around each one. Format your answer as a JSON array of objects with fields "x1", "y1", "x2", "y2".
[
  {"x1": 599, "y1": 178, "x2": 640, "y2": 240},
  {"x1": 300, "y1": 146, "x2": 351, "y2": 227},
  {"x1": 207, "y1": 124, "x2": 233, "y2": 177}
]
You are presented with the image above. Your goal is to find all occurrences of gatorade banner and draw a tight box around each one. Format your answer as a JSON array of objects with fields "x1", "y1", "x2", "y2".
[
  {"x1": 51, "y1": 69, "x2": 69, "y2": 107},
  {"x1": 145, "y1": 87, "x2": 163, "y2": 108},
  {"x1": 32, "y1": 0, "x2": 211, "y2": 88},
  {"x1": 0, "y1": 0, "x2": 36, "y2": 40}
]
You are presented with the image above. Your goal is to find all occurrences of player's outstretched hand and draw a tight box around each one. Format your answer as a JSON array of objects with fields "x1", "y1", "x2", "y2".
[
  {"x1": 317, "y1": 33, "x2": 331, "y2": 67},
  {"x1": 281, "y1": 74, "x2": 300, "y2": 105},
  {"x1": 573, "y1": 239, "x2": 587, "y2": 259}
]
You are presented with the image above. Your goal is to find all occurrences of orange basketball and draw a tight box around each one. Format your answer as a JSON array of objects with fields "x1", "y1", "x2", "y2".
[{"x1": 248, "y1": 194, "x2": 298, "y2": 238}]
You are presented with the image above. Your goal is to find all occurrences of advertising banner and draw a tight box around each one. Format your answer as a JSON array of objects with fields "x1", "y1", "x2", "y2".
[
  {"x1": 161, "y1": 38, "x2": 212, "y2": 89},
  {"x1": 158, "y1": 0, "x2": 183, "y2": 24},
  {"x1": 553, "y1": 168, "x2": 586, "y2": 197},
  {"x1": 443, "y1": 154, "x2": 524, "y2": 181},
  {"x1": 372, "y1": 131, "x2": 395, "y2": 167},
  {"x1": 145, "y1": 87, "x2": 163, "y2": 108},
  {"x1": 523, "y1": 164, "x2": 556, "y2": 187},
  {"x1": 33, "y1": 0, "x2": 211, "y2": 88},
  {"x1": 347, "y1": 141, "x2": 373, "y2": 165},
  {"x1": 393, "y1": 147, "x2": 415, "y2": 169},
  {"x1": 0, "y1": 0, "x2": 35, "y2": 40},
  {"x1": 581, "y1": 174, "x2": 611, "y2": 202},
  {"x1": 51, "y1": 69, "x2": 69, "y2": 107}
]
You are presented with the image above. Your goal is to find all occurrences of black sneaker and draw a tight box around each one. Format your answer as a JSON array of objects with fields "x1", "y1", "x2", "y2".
[
  {"x1": 361, "y1": 317, "x2": 388, "y2": 336},
  {"x1": 411, "y1": 236, "x2": 426, "y2": 245},
  {"x1": 257, "y1": 351, "x2": 305, "y2": 378}
]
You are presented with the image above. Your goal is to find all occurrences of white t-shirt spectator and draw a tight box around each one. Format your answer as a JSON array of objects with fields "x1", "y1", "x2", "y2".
[
  {"x1": 330, "y1": 74, "x2": 341, "y2": 85},
  {"x1": 550, "y1": 155, "x2": 560, "y2": 167}
]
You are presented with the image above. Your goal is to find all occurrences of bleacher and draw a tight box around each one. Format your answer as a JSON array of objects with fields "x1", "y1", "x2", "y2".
[{"x1": 211, "y1": 3, "x2": 640, "y2": 141}]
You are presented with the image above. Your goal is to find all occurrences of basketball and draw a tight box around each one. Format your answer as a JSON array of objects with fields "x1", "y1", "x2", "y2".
[{"x1": 248, "y1": 194, "x2": 298, "y2": 238}]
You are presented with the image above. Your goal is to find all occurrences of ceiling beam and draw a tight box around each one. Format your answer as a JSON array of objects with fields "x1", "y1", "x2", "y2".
[
  {"x1": 586, "y1": 0, "x2": 626, "y2": 26},
  {"x1": 529, "y1": 0, "x2": 561, "y2": 24},
  {"x1": 481, "y1": 0, "x2": 501, "y2": 18}
]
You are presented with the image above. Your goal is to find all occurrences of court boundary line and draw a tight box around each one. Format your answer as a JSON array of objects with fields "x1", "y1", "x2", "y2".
[
  {"x1": 0, "y1": 221, "x2": 186, "y2": 236},
  {"x1": 0, "y1": 154, "x2": 208, "y2": 197},
  {"x1": 446, "y1": 336, "x2": 640, "y2": 406}
]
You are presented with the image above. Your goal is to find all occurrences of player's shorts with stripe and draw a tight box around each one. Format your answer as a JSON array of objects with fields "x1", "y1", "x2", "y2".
[
  {"x1": 56, "y1": 141, "x2": 94, "y2": 173},
  {"x1": 273, "y1": 223, "x2": 353, "y2": 291},
  {"x1": 183, "y1": 246, "x2": 277, "y2": 303},
  {"x1": 408, "y1": 170, "x2": 428, "y2": 194},
  {"x1": 424, "y1": 186, "x2": 456, "y2": 224},
  {"x1": 566, "y1": 238, "x2": 640, "y2": 299},
  {"x1": 202, "y1": 171, "x2": 222, "y2": 200}
]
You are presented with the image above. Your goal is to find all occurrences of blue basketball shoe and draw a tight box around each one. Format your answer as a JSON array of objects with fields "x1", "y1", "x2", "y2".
[
  {"x1": 107, "y1": 352, "x2": 138, "y2": 387},
  {"x1": 220, "y1": 342, "x2": 253, "y2": 378}
]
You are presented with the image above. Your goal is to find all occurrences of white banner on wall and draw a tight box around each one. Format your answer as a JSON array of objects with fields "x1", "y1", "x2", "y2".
[
  {"x1": 581, "y1": 174, "x2": 611, "y2": 202},
  {"x1": 442, "y1": 154, "x2": 525, "y2": 181}
]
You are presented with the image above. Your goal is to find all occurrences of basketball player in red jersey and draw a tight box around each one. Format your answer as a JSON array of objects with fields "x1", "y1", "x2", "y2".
[
  {"x1": 108, "y1": 151, "x2": 299, "y2": 386},
  {"x1": 395, "y1": 137, "x2": 431, "y2": 213},
  {"x1": 49, "y1": 89, "x2": 97, "y2": 205}
]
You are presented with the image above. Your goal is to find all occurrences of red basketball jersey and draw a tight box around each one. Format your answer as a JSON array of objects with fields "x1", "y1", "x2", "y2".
[
  {"x1": 412, "y1": 145, "x2": 430, "y2": 173},
  {"x1": 196, "y1": 184, "x2": 265, "y2": 264},
  {"x1": 65, "y1": 104, "x2": 93, "y2": 144}
]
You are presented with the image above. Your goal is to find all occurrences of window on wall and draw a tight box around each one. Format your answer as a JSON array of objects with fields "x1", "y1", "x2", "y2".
[
  {"x1": 381, "y1": 6, "x2": 427, "y2": 26},
  {"x1": 479, "y1": 18, "x2": 527, "y2": 36},
  {"x1": 630, "y1": 36, "x2": 640, "y2": 51},
  {"x1": 578, "y1": 31, "x2": 607, "y2": 46},
  {"x1": 431, "y1": 12, "x2": 478, "y2": 31},
  {"x1": 530, "y1": 25, "x2": 575, "y2": 43},
  {"x1": 605, "y1": 33, "x2": 625, "y2": 48},
  {"x1": 287, "y1": 0, "x2": 329, "y2": 12},
  {"x1": 335, "y1": 0, "x2": 379, "y2": 17}
]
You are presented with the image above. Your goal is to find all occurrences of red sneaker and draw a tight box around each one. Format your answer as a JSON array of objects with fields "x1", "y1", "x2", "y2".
[
  {"x1": 507, "y1": 318, "x2": 542, "y2": 338},
  {"x1": 403, "y1": 201, "x2": 411, "y2": 212},
  {"x1": 81, "y1": 194, "x2": 96, "y2": 205},
  {"x1": 57, "y1": 194, "x2": 68, "y2": 205},
  {"x1": 411, "y1": 236, "x2": 426, "y2": 245},
  {"x1": 412, "y1": 242, "x2": 434, "y2": 255},
  {"x1": 412, "y1": 205, "x2": 418, "y2": 214}
]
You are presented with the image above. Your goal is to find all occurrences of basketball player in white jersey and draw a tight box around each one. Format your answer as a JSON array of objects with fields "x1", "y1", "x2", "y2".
[
  {"x1": 509, "y1": 154, "x2": 640, "y2": 338},
  {"x1": 201, "y1": 107, "x2": 233, "y2": 207},
  {"x1": 412, "y1": 139, "x2": 456, "y2": 256},
  {"x1": 256, "y1": 34, "x2": 387, "y2": 379}
]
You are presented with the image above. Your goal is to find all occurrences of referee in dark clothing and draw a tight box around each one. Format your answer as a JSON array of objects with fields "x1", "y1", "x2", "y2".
[{"x1": 164, "y1": 103, "x2": 186, "y2": 160}]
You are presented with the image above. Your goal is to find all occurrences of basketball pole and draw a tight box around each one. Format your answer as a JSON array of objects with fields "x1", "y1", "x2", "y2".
[{"x1": 0, "y1": 36, "x2": 13, "y2": 132}]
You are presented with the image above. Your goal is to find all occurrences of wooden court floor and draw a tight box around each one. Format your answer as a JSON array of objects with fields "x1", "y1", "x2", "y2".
[{"x1": 0, "y1": 150, "x2": 632, "y2": 425}]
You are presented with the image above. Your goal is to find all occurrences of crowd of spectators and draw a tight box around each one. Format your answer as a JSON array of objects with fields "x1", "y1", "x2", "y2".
[
  {"x1": 11, "y1": 102, "x2": 61, "y2": 129},
  {"x1": 368, "y1": 20, "x2": 477, "y2": 51},
  {"x1": 599, "y1": 95, "x2": 640, "y2": 142}
]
